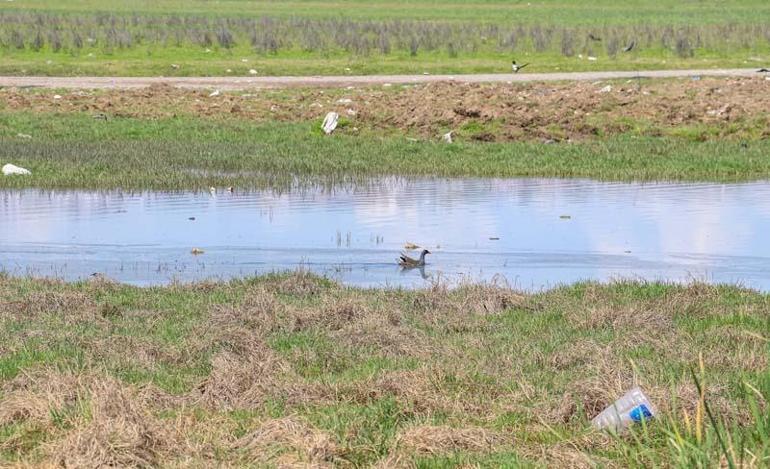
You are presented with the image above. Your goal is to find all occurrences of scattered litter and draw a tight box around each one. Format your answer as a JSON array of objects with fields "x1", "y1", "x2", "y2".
[
  {"x1": 16, "y1": 133, "x2": 31, "y2": 139},
  {"x1": 226, "y1": 69, "x2": 232, "y2": 73},
  {"x1": 248, "y1": 69, "x2": 258, "y2": 75},
  {"x1": 691, "y1": 76, "x2": 701, "y2": 81},
  {"x1": 559, "y1": 215, "x2": 571, "y2": 219},
  {"x1": 383, "y1": 83, "x2": 392, "y2": 87},
  {"x1": 53, "y1": 94, "x2": 62, "y2": 100},
  {"x1": 442, "y1": 131, "x2": 453, "y2": 143},
  {"x1": 2, "y1": 164, "x2": 31, "y2": 176},
  {"x1": 587, "y1": 56, "x2": 598, "y2": 61},
  {"x1": 337, "y1": 98, "x2": 353, "y2": 104},
  {"x1": 322, "y1": 112, "x2": 339, "y2": 135},
  {"x1": 404, "y1": 242, "x2": 420, "y2": 250},
  {"x1": 346, "y1": 86, "x2": 354, "y2": 90},
  {"x1": 45, "y1": 60, "x2": 52, "y2": 65},
  {"x1": 578, "y1": 54, "x2": 583, "y2": 59},
  {"x1": 345, "y1": 67, "x2": 351, "y2": 72},
  {"x1": 599, "y1": 85, "x2": 612, "y2": 93},
  {"x1": 406, "y1": 137, "x2": 418, "y2": 142},
  {"x1": 190, "y1": 248, "x2": 205, "y2": 255},
  {"x1": 170, "y1": 64, "x2": 180, "y2": 69},
  {"x1": 205, "y1": 48, "x2": 211, "y2": 53},
  {"x1": 542, "y1": 138, "x2": 557, "y2": 144},
  {"x1": 346, "y1": 109, "x2": 357, "y2": 116},
  {"x1": 209, "y1": 89, "x2": 221, "y2": 97},
  {"x1": 241, "y1": 58, "x2": 248, "y2": 63},
  {"x1": 592, "y1": 386, "x2": 656, "y2": 432},
  {"x1": 423, "y1": 71, "x2": 430, "y2": 75}
]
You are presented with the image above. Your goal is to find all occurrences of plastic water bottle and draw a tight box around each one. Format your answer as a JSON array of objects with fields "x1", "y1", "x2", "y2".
[{"x1": 591, "y1": 386, "x2": 656, "y2": 432}]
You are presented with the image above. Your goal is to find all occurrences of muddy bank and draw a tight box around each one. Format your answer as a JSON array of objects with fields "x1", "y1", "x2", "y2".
[{"x1": 2, "y1": 76, "x2": 769, "y2": 142}]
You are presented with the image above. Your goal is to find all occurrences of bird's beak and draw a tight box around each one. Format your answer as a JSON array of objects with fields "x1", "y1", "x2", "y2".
[{"x1": 426, "y1": 250, "x2": 431, "y2": 254}]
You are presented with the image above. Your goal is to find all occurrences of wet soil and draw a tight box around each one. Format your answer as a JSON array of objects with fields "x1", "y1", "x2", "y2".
[{"x1": 2, "y1": 76, "x2": 769, "y2": 142}]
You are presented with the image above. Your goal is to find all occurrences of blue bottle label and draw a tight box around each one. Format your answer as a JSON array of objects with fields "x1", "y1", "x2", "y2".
[{"x1": 629, "y1": 404, "x2": 653, "y2": 422}]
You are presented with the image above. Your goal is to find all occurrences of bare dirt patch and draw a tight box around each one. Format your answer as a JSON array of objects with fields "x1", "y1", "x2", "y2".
[{"x1": 2, "y1": 77, "x2": 769, "y2": 142}]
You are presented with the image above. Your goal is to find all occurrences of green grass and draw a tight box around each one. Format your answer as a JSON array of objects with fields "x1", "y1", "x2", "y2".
[
  {"x1": 6, "y1": 0, "x2": 770, "y2": 24},
  {"x1": 0, "y1": 273, "x2": 767, "y2": 466},
  {"x1": 1, "y1": 2, "x2": 769, "y2": 76},
  {"x1": 1, "y1": 111, "x2": 769, "y2": 189}
]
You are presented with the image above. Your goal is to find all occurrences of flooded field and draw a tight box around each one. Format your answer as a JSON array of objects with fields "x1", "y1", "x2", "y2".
[{"x1": 1, "y1": 177, "x2": 769, "y2": 289}]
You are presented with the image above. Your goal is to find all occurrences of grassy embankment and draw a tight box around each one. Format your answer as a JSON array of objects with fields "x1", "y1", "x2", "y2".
[
  {"x1": 0, "y1": 272, "x2": 767, "y2": 466},
  {"x1": 1, "y1": 108, "x2": 769, "y2": 189},
  {"x1": 1, "y1": 0, "x2": 769, "y2": 76}
]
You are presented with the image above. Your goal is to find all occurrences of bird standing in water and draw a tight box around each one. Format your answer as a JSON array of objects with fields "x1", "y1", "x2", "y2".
[
  {"x1": 511, "y1": 60, "x2": 529, "y2": 73},
  {"x1": 398, "y1": 249, "x2": 431, "y2": 267}
]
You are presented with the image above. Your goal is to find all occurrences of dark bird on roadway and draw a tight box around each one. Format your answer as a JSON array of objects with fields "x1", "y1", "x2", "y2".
[
  {"x1": 622, "y1": 40, "x2": 636, "y2": 52},
  {"x1": 757, "y1": 68, "x2": 770, "y2": 73},
  {"x1": 588, "y1": 33, "x2": 602, "y2": 41},
  {"x1": 511, "y1": 60, "x2": 530, "y2": 73},
  {"x1": 398, "y1": 249, "x2": 431, "y2": 267}
]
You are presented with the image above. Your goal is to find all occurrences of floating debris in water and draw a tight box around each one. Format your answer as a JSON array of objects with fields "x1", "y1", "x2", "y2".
[
  {"x1": 559, "y1": 215, "x2": 572, "y2": 219},
  {"x1": 489, "y1": 237, "x2": 500, "y2": 240},
  {"x1": 191, "y1": 248, "x2": 205, "y2": 255},
  {"x1": 404, "y1": 242, "x2": 420, "y2": 250}
]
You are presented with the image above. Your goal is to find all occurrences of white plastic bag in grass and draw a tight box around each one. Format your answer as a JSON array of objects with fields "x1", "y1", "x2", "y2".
[
  {"x1": 2, "y1": 164, "x2": 31, "y2": 176},
  {"x1": 322, "y1": 112, "x2": 339, "y2": 135},
  {"x1": 442, "y1": 131, "x2": 453, "y2": 143}
]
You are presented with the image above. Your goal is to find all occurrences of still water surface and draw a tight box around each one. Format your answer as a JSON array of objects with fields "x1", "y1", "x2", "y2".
[{"x1": 1, "y1": 178, "x2": 769, "y2": 289}]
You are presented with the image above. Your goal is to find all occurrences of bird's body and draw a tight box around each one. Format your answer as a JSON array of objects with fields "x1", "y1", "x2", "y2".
[
  {"x1": 622, "y1": 40, "x2": 636, "y2": 52},
  {"x1": 511, "y1": 60, "x2": 529, "y2": 73},
  {"x1": 398, "y1": 249, "x2": 431, "y2": 267},
  {"x1": 757, "y1": 68, "x2": 769, "y2": 73}
]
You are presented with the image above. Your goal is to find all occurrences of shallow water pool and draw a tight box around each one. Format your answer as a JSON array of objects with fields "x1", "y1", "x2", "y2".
[{"x1": 2, "y1": 178, "x2": 769, "y2": 289}]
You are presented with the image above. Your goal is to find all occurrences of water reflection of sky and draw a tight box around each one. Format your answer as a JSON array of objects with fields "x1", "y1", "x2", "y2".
[{"x1": 1, "y1": 178, "x2": 769, "y2": 290}]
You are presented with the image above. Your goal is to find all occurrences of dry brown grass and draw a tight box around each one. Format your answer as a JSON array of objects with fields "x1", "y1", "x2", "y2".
[
  {"x1": 0, "y1": 369, "x2": 177, "y2": 468},
  {"x1": 232, "y1": 416, "x2": 342, "y2": 467},
  {"x1": 393, "y1": 424, "x2": 508, "y2": 455},
  {"x1": 194, "y1": 337, "x2": 327, "y2": 410},
  {"x1": 1, "y1": 274, "x2": 767, "y2": 467}
]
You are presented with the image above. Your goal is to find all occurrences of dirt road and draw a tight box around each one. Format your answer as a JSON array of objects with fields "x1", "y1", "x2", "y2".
[{"x1": 0, "y1": 69, "x2": 764, "y2": 90}]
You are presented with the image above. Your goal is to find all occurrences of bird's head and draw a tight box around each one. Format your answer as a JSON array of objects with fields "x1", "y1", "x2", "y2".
[{"x1": 422, "y1": 249, "x2": 431, "y2": 255}]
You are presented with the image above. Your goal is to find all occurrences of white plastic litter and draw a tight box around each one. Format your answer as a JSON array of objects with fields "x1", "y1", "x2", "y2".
[
  {"x1": 248, "y1": 69, "x2": 258, "y2": 75},
  {"x1": 209, "y1": 89, "x2": 221, "y2": 97},
  {"x1": 16, "y1": 133, "x2": 31, "y2": 139},
  {"x1": 53, "y1": 94, "x2": 62, "y2": 100},
  {"x1": 2, "y1": 164, "x2": 31, "y2": 176},
  {"x1": 587, "y1": 56, "x2": 598, "y2": 61},
  {"x1": 592, "y1": 386, "x2": 656, "y2": 432},
  {"x1": 442, "y1": 131, "x2": 453, "y2": 143},
  {"x1": 337, "y1": 98, "x2": 353, "y2": 104},
  {"x1": 322, "y1": 112, "x2": 339, "y2": 135},
  {"x1": 599, "y1": 85, "x2": 612, "y2": 93}
]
